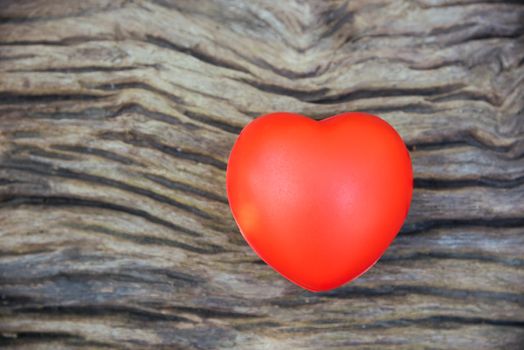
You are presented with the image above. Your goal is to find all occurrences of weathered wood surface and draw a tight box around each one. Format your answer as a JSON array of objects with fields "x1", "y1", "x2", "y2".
[{"x1": 0, "y1": 0, "x2": 523, "y2": 348}]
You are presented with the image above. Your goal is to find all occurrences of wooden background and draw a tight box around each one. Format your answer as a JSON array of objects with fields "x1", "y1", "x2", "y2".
[{"x1": 0, "y1": 0, "x2": 523, "y2": 349}]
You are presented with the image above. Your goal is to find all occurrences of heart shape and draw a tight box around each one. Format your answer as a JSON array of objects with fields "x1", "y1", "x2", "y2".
[{"x1": 226, "y1": 112, "x2": 413, "y2": 292}]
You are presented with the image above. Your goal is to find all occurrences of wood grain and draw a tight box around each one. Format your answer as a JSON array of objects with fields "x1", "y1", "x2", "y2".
[{"x1": 0, "y1": 0, "x2": 523, "y2": 348}]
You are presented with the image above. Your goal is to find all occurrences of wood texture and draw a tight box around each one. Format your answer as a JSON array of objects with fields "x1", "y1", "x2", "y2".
[{"x1": 0, "y1": 0, "x2": 523, "y2": 348}]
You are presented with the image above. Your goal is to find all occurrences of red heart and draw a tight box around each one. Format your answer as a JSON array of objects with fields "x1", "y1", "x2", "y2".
[{"x1": 226, "y1": 112, "x2": 413, "y2": 292}]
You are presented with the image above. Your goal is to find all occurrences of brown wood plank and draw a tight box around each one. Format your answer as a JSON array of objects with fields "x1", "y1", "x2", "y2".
[{"x1": 1, "y1": 0, "x2": 523, "y2": 348}]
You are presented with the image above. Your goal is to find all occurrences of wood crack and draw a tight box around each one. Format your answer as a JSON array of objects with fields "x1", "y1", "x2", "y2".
[
  {"x1": 0, "y1": 159, "x2": 216, "y2": 221},
  {"x1": 0, "y1": 194, "x2": 202, "y2": 238}
]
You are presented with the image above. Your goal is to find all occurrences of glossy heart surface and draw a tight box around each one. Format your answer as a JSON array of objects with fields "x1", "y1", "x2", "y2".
[{"x1": 226, "y1": 112, "x2": 413, "y2": 291}]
